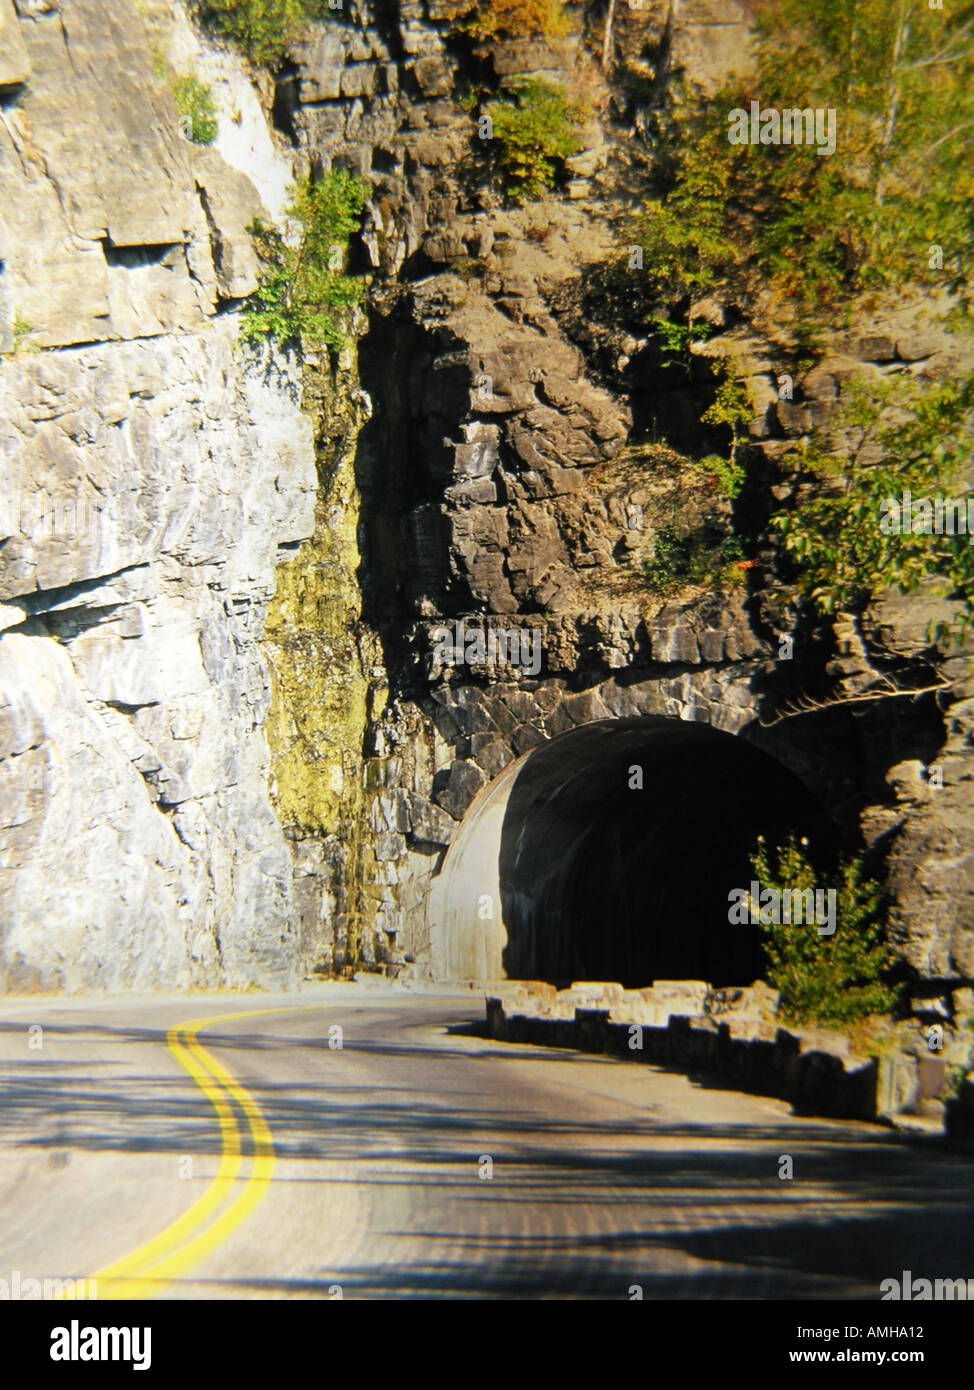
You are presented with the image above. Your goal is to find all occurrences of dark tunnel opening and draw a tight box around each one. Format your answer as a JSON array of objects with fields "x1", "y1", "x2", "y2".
[{"x1": 430, "y1": 716, "x2": 839, "y2": 987}]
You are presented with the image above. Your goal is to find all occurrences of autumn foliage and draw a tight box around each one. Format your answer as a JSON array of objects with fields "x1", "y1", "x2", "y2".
[{"x1": 438, "y1": 0, "x2": 570, "y2": 42}]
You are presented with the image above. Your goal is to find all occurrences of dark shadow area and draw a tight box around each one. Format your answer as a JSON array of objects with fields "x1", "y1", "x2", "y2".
[
  {"x1": 270, "y1": 62, "x2": 301, "y2": 144},
  {"x1": 355, "y1": 304, "x2": 471, "y2": 650},
  {"x1": 493, "y1": 717, "x2": 837, "y2": 987},
  {"x1": 444, "y1": 1019, "x2": 489, "y2": 1039}
]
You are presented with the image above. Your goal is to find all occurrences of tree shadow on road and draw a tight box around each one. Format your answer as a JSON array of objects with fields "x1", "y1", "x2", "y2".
[{"x1": 0, "y1": 1016, "x2": 971, "y2": 1298}]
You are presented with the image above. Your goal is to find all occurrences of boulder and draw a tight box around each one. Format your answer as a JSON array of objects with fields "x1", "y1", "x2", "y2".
[
  {"x1": 408, "y1": 793, "x2": 457, "y2": 845},
  {"x1": 433, "y1": 758, "x2": 487, "y2": 819}
]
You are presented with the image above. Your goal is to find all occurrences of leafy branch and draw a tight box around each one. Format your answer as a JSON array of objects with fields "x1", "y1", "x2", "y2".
[
  {"x1": 242, "y1": 170, "x2": 368, "y2": 353},
  {"x1": 770, "y1": 374, "x2": 974, "y2": 641}
]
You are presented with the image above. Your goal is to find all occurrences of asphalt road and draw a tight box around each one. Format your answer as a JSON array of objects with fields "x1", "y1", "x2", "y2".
[{"x1": 0, "y1": 984, "x2": 971, "y2": 1300}]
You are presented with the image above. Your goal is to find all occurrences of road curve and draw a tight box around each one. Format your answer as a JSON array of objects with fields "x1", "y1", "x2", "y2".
[{"x1": 0, "y1": 985, "x2": 971, "y2": 1300}]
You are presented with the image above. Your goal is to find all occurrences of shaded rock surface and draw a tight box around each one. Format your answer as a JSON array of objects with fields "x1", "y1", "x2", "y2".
[{"x1": 267, "y1": 0, "x2": 974, "y2": 989}]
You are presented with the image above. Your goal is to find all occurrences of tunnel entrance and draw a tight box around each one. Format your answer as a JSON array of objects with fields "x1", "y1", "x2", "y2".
[{"x1": 427, "y1": 717, "x2": 837, "y2": 987}]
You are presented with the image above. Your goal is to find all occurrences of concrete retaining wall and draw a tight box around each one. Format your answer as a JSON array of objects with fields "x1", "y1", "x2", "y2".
[{"x1": 485, "y1": 989, "x2": 926, "y2": 1125}]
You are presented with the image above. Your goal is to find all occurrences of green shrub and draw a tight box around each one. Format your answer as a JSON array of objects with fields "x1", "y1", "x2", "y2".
[
  {"x1": 447, "y1": 255, "x2": 483, "y2": 281},
  {"x1": 242, "y1": 169, "x2": 368, "y2": 352},
  {"x1": 195, "y1": 0, "x2": 326, "y2": 68},
  {"x1": 754, "y1": 0, "x2": 972, "y2": 305},
  {"x1": 643, "y1": 523, "x2": 744, "y2": 597},
  {"x1": 689, "y1": 453, "x2": 745, "y2": 502},
  {"x1": 751, "y1": 835, "x2": 900, "y2": 1027},
  {"x1": 456, "y1": 83, "x2": 478, "y2": 113},
  {"x1": 634, "y1": 1, "x2": 974, "y2": 315},
  {"x1": 487, "y1": 79, "x2": 582, "y2": 202},
  {"x1": 770, "y1": 374, "x2": 974, "y2": 641},
  {"x1": 5, "y1": 313, "x2": 38, "y2": 358},
  {"x1": 171, "y1": 73, "x2": 219, "y2": 145},
  {"x1": 648, "y1": 315, "x2": 714, "y2": 371}
]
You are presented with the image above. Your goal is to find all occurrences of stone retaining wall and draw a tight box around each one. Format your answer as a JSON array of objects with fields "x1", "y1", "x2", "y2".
[{"x1": 486, "y1": 982, "x2": 957, "y2": 1126}]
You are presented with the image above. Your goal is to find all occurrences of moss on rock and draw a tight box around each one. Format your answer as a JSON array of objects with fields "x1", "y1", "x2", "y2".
[{"x1": 262, "y1": 341, "x2": 380, "y2": 971}]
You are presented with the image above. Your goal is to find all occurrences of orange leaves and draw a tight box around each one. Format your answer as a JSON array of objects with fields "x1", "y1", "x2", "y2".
[{"x1": 440, "y1": 0, "x2": 571, "y2": 42}]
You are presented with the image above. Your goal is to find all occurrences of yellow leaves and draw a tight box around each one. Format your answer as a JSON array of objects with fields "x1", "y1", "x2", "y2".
[{"x1": 441, "y1": 0, "x2": 570, "y2": 42}]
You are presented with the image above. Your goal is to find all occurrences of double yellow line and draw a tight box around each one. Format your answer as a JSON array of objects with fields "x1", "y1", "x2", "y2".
[{"x1": 94, "y1": 1006, "x2": 313, "y2": 1300}]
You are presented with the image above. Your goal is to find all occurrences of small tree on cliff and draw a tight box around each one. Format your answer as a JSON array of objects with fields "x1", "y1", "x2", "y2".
[
  {"x1": 243, "y1": 170, "x2": 367, "y2": 352},
  {"x1": 487, "y1": 79, "x2": 584, "y2": 201},
  {"x1": 636, "y1": 0, "x2": 974, "y2": 310},
  {"x1": 750, "y1": 835, "x2": 900, "y2": 1027},
  {"x1": 196, "y1": 0, "x2": 329, "y2": 67},
  {"x1": 769, "y1": 373, "x2": 974, "y2": 644}
]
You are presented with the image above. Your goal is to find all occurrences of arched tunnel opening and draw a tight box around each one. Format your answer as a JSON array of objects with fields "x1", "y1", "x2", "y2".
[{"x1": 428, "y1": 717, "x2": 838, "y2": 988}]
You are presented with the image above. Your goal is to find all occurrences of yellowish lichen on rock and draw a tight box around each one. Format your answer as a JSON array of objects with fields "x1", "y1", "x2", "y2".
[{"x1": 262, "y1": 343, "x2": 380, "y2": 968}]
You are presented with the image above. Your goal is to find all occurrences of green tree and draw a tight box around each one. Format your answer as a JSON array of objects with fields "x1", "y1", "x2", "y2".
[
  {"x1": 770, "y1": 374, "x2": 974, "y2": 640},
  {"x1": 243, "y1": 170, "x2": 368, "y2": 352},
  {"x1": 635, "y1": 0, "x2": 974, "y2": 311},
  {"x1": 487, "y1": 79, "x2": 583, "y2": 201},
  {"x1": 195, "y1": 0, "x2": 327, "y2": 67},
  {"x1": 754, "y1": 0, "x2": 974, "y2": 301},
  {"x1": 751, "y1": 835, "x2": 900, "y2": 1026},
  {"x1": 701, "y1": 357, "x2": 754, "y2": 471},
  {"x1": 635, "y1": 109, "x2": 751, "y2": 301}
]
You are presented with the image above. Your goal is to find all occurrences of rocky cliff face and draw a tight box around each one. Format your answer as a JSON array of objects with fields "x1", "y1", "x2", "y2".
[
  {"x1": 0, "y1": 0, "x2": 316, "y2": 989},
  {"x1": 1, "y1": 0, "x2": 972, "y2": 1005},
  {"x1": 265, "y1": 0, "x2": 973, "y2": 992}
]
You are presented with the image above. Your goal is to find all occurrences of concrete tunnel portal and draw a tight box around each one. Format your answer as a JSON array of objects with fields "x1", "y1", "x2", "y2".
[{"x1": 427, "y1": 717, "x2": 836, "y2": 987}]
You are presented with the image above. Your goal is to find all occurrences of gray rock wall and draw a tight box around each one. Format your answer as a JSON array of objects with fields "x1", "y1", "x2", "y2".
[
  {"x1": 272, "y1": 0, "x2": 974, "y2": 989},
  {"x1": 0, "y1": 0, "x2": 317, "y2": 991}
]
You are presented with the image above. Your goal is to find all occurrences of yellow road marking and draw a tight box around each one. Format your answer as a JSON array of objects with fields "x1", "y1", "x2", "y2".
[
  {"x1": 94, "y1": 1005, "x2": 319, "y2": 1300},
  {"x1": 94, "y1": 1026, "x2": 243, "y2": 1289}
]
